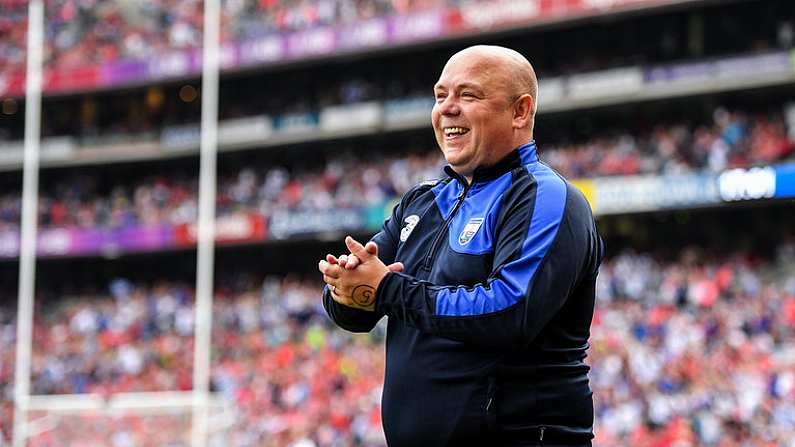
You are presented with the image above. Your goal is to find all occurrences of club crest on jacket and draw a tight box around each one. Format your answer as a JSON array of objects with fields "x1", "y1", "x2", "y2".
[{"x1": 458, "y1": 218, "x2": 484, "y2": 245}]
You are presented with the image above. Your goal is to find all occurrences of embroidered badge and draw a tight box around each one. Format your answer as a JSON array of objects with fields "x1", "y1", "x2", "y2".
[
  {"x1": 458, "y1": 218, "x2": 484, "y2": 245},
  {"x1": 400, "y1": 215, "x2": 420, "y2": 242}
]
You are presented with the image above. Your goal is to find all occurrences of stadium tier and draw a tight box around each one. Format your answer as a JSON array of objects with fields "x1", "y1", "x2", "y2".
[
  {"x1": 2, "y1": 0, "x2": 795, "y2": 149},
  {"x1": 5, "y1": 0, "x2": 783, "y2": 96},
  {"x1": 2, "y1": 0, "x2": 795, "y2": 446},
  {"x1": 1, "y1": 100, "x2": 793, "y2": 259}
]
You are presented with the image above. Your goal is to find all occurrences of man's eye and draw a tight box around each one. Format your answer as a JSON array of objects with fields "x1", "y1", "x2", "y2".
[
  {"x1": 435, "y1": 94, "x2": 447, "y2": 102},
  {"x1": 461, "y1": 92, "x2": 476, "y2": 98}
]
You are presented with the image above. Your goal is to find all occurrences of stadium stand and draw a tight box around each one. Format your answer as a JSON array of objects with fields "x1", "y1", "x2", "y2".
[
  {"x1": 2, "y1": 0, "x2": 795, "y2": 445},
  {"x1": 1, "y1": 214, "x2": 794, "y2": 445},
  {"x1": 0, "y1": 103, "x2": 793, "y2": 234},
  {"x1": 1, "y1": 0, "x2": 427, "y2": 73},
  {"x1": 1, "y1": 0, "x2": 794, "y2": 144}
]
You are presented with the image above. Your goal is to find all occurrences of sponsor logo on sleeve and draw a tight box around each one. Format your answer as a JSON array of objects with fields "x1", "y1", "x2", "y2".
[{"x1": 400, "y1": 215, "x2": 420, "y2": 242}]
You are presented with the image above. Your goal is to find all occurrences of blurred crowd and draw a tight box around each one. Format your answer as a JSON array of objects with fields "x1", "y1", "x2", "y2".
[
  {"x1": 0, "y1": 149, "x2": 443, "y2": 232},
  {"x1": 1, "y1": 104, "x2": 793, "y2": 233},
  {"x1": 0, "y1": 0, "x2": 443, "y2": 74},
  {"x1": 1, "y1": 0, "x2": 792, "y2": 77},
  {"x1": 544, "y1": 106, "x2": 794, "y2": 178},
  {"x1": 0, "y1": 273, "x2": 388, "y2": 446},
  {"x1": 1, "y1": 0, "x2": 793, "y2": 149},
  {"x1": 592, "y1": 244, "x2": 795, "y2": 446},
  {"x1": 0, "y1": 242, "x2": 794, "y2": 445}
]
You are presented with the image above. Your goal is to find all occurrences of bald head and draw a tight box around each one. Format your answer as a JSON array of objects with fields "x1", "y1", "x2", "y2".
[{"x1": 445, "y1": 45, "x2": 538, "y2": 116}]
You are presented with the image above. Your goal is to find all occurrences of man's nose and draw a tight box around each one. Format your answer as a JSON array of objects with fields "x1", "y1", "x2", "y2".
[{"x1": 437, "y1": 96, "x2": 460, "y2": 115}]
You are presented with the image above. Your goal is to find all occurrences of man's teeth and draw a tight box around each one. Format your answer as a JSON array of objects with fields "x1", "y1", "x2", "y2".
[{"x1": 444, "y1": 127, "x2": 469, "y2": 135}]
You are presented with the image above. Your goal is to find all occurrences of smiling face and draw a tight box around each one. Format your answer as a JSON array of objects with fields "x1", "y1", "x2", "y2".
[{"x1": 432, "y1": 49, "x2": 530, "y2": 179}]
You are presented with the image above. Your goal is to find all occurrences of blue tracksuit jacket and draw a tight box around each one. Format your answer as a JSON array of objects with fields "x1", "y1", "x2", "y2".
[{"x1": 323, "y1": 142, "x2": 604, "y2": 446}]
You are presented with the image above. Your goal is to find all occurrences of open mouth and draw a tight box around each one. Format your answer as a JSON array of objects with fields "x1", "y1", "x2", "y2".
[{"x1": 443, "y1": 127, "x2": 470, "y2": 138}]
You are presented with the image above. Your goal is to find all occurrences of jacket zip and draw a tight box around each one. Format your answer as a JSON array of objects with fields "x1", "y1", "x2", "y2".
[
  {"x1": 485, "y1": 376, "x2": 498, "y2": 430},
  {"x1": 423, "y1": 181, "x2": 472, "y2": 270}
]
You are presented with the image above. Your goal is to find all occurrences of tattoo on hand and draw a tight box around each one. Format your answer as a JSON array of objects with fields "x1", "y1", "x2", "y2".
[{"x1": 351, "y1": 285, "x2": 376, "y2": 307}]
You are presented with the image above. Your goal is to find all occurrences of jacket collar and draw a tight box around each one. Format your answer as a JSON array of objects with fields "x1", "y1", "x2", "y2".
[{"x1": 444, "y1": 141, "x2": 538, "y2": 185}]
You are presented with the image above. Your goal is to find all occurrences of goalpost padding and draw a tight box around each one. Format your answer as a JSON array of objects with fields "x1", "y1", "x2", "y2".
[{"x1": 23, "y1": 391, "x2": 235, "y2": 446}]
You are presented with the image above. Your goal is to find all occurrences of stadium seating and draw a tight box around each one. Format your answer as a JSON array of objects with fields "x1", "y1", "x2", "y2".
[
  {"x1": 0, "y1": 105, "x2": 792, "y2": 232},
  {"x1": 1, "y1": 246, "x2": 793, "y2": 444}
]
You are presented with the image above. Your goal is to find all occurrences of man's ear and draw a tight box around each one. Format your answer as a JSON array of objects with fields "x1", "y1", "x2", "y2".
[{"x1": 512, "y1": 94, "x2": 533, "y2": 129}]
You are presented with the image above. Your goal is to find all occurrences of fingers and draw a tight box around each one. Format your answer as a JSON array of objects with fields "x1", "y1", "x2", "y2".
[
  {"x1": 324, "y1": 275, "x2": 338, "y2": 289},
  {"x1": 345, "y1": 236, "x2": 371, "y2": 260},
  {"x1": 328, "y1": 284, "x2": 350, "y2": 306},
  {"x1": 321, "y1": 238, "x2": 382, "y2": 292},
  {"x1": 345, "y1": 254, "x2": 360, "y2": 270},
  {"x1": 328, "y1": 285, "x2": 351, "y2": 306},
  {"x1": 386, "y1": 262, "x2": 404, "y2": 272},
  {"x1": 343, "y1": 241, "x2": 376, "y2": 270},
  {"x1": 318, "y1": 260, "x2": 342, "y2": 278},
  {"x1": 327, "y1": 281, "x2": 353, "y2": 299},
  {"x1": 365, "y1": 241, "x2": 378, "y2": 257}
]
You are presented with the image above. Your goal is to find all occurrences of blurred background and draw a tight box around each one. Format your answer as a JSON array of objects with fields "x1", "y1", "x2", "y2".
[{"x1": 1, "y1": 0, "x2": 795, "y2": 445}]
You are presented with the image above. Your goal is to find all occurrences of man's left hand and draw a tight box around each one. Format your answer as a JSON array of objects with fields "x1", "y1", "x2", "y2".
[{"x1": 318, "y1": 236, "x2": 402, "y2": 311}]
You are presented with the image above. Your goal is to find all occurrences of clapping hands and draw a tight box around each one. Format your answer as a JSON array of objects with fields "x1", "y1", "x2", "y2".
[{"x1": 318, "y1": 236, "x2": 403, "y2": 311}]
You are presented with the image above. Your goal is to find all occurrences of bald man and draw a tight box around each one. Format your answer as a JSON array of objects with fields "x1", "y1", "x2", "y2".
[{"x1": 319, "y1": 46, "x2": 603, "y2": 446}]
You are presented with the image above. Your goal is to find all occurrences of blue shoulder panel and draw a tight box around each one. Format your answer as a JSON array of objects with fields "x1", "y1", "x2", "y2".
[{"x1": 434, "y1": 160, "x2": 567, "y2": 316}]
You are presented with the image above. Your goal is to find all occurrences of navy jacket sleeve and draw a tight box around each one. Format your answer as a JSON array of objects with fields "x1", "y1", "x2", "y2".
[
  {"x1": 321, "y1": 189, "x2": 407, "y2": 333},
  {"x1": 374, "y1": 176, "x2": 602, "y2": 349}
]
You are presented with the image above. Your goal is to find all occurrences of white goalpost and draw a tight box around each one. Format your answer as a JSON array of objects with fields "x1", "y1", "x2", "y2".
[
  {"x1": 12, "y1": 0, "x2": 230, "y2": 445},
  {"x1": 24, "y1": 392, "x2": 235, "y2": 446},
  {"x1": 192, "y1": 0, "x2": 222, "y2": 445},
  {"x1": 13, "y1": 0, "x2": 44, "y2": 445}
]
